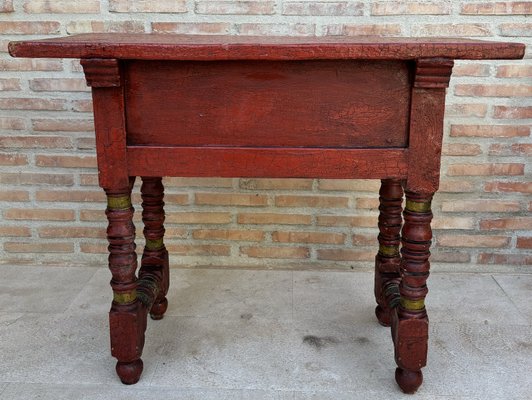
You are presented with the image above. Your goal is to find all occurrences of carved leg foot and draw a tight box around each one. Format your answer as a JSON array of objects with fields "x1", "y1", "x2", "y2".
[
  {"x1": 116, "y1": 359, "x2": 144, "y2": 385},
  {"x1": 105, "y1": 180, "x2": 147, "y2": 385},
  {"x1": 150, "y1": 297, "x2": 168, "y2": 320},
  {"x1": 395, "y1": 368, "x2": 423, "y2": 394},
  {"x1": 392, "y1": 190, "x2": 433, "y2": 394},
  {"x1": 140, "y1": 177, "x2": 170, "y2": 321},
  {"x1": 374, "y1": 179, "x2": 403, "y2": 327}
]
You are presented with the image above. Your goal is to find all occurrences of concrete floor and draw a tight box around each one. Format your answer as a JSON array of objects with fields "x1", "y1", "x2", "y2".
[{"x1": 0, "y1": 265, "x2": 531, "y2": 399}]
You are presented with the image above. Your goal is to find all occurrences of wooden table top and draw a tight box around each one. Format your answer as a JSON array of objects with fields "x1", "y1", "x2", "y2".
[{"x1": 9, "y1": 34, "x2": 525, "y2": 61}]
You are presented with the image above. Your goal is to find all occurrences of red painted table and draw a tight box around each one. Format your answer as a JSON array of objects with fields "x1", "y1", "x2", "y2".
[{"x1": 9, "y1": 34, "x2": 525, "y2": 393}]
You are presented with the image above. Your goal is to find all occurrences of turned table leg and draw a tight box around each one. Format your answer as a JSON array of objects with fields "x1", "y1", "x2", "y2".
[
  {"x1": 138, "y1": 177, "x2": 169, "y2": 320},
  {"x1": 392, "y1": 190, "x2": 433, "y2": 394},
  {"x1": 105, "y1": 179, "x2": 145, "y2": 384},
  {"x1": 374, "y1": 179, "x2": 403, "y2": 327}
]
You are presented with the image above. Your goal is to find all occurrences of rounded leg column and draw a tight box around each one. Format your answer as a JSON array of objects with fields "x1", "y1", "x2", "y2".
[
  {"x1": 139, "y1": 177, "x2": 169, "y2": 320},
  {"x1": 374, "y1": 179, "x2": 403, "y2": 327},
  {"x1": 393, "y1": 191, "x2": 433, "y2": 394},
  {"x1": 105, "y1": 180, "x2": 145, "y2": 385}
]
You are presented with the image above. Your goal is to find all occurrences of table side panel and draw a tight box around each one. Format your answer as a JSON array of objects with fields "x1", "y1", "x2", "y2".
[
  {"x1": 124, "y1": 60, "x2": 411, "y2": 148},
  {"x1": 126, "y1": 146, "x2": 408, "y2": 179}
]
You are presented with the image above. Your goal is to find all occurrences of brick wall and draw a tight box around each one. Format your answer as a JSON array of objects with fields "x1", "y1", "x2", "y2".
[{"x1": 0, "y1": 1, "x2": 530, "y2": 270}]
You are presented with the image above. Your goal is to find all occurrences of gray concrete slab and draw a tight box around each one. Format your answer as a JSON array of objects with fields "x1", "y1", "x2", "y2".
[
  {"x1": 166, "y1": 269, "x2": 293, "y2": 320},
  {"x1": 492, "y1": 274, "x2": 532, "y2": 324},
  {"x1": 0, "y1": 384, "x2": 294, "y2": 400},
  {"x1": 426, "y1": 273, "x2": 528, "y2": 325},
  {"x1": 0, "y1": 266, "x2": 530, "y2": 399},
  {"x1": 293, "y1": 271, "x2": 375, "y2": 323},
  {"x1": 0, "y1": 265, "x2": 96, "y2": 314}
]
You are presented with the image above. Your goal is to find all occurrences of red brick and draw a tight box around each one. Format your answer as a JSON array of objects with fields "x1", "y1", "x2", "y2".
[
  {"x1": 240, "y1": 178, "x2": 313, "y2": 190},
  {"x1": 0, "y1": 191, "x2": 30, "y2": 201},
  {"x1": 153, "y1": 22, "x2": 230, "y2": 35},
  {"x1": 79, "y1": 174, "x2": 98, "y2": 186},
  {"x1": 272, "y1": 231, "x2": 345, "y2": 244},
  {"x1": 32, "y1": 119, "x2": 94, "y2": 132},
  {"x1": 439, "y1": 180, "x2": 476, "y2": 193},
  {"x1": 432, "y1": 217, "x2": 475, "y2": 230},
  {"x1": 0, "y1": 78, "x2": 21, "y2": 91},
  {"x1": 241, "y1": 246, "x2": 309, "y2": 259},
  {"x1": 488, "y1": 143, "x2": 532, "y2": 156},
  {"x1": 79, "y1": 210, "x2": 105, "y2": 221},
  {"x1": 485, "y1": 182, "x2": 532, "y2": 194},
  {"x1": 441, "y1": 200, "x2": 521, "y2": 213},
  {"x1": 442, "y1": 143, "x2": 482, "y2": 156},
  {"x1": 437, "y1": 235, "x2": 510, "y2": 248},
  {"x1": 29, "y1": 78, "x2": 89, "y2": 92},
  {"x1": 0, "y1": 98, "x2": 66, "y2": 111},
  {"x1": 447, "y1": 163, "x2": 524, "y2": 176},
  {"x1": 195, "y1": 192, "x2": 268, "y2": 206},
  {"x1": 327, "y1": 24, "x2": 401, "y2": 36},
  {"x1": 193, "y1": 229, "x2": 264, "y2": 241},
  {"x1": 316, "y1": 249, "x2": 374, "y2": 261},
  {"x1": 455, "y1": 84, "x2": 532, "y2": 97},
  {"x1": 4, "y1": 242, "x2": 73, "y2": 253},
  {"x1": 355, "y1": 198, "x2": 379, "y2": 209},
  {"x1": 0, "y1": 136, "x2": 72, "y2": 149},
  {"x1": 275, "y1": 195, "x2": 349, "y2": 208},
  {"x1": 238, "y1": 23, "x2": 315, "y2": 36},
  {"x1": 0, "y1": 21, "x2": 60, "y2": 34},
  {"x1": 493, "y1": 106, "x2": 532, "y2": 119},
  {"x1": 480, "y1": 217, "x2": 532, "y2": 231},
  {"x1": 452, "y1": 64, "x2": 491, "y2": 77},
  {"x1": 431, "y1": 250, "x2": 471, "y2": 263},
  {"x1": 110, "y1": 0, "x2": 187, "y2": 12},
  {"x1": 36, "y1": 190, "x2": 105, "y2": 202},
  {"x1": 0, "y1": 59, "x2": 62, "y2": 71},
  {"x1": 71, "y1": 100, "x2": 93, "y2": 113},
  {"x1": 496, "y1": 65, "x2": 532, "y2": 78},
  {"x1": 38, "y1": 226, "x2": 105, "y2": 238},
  {"x1": 445, "y1": 103, "x2": 487, "y2": 118},
  {"x1": 316, "y1": 215, "x2": 377, "y2": 227},
  {"x1": 167, "y1": 244, "x2": 230, "y2": 256},
  {"x1": 372, "y1": 2, "x2": 450, "y2": 15},
  {"x1": 517, "y1": 237, "x2": 532, "y2": 249},
  {"x1": 499, "y1": 23, "x2": 532, "y2": 36},
  {"x1": 318, "y1": 179, "x2": 380, "y2": 192},
  {"x1": 166, "y1": 212, "x2": 232, "y2": 224},
  {"x1": 4, "y1": 208, "x2": 75, "y2": 221},
  {"x1": 0, "y1": 226, "x2": 31, "y2": 237},
  {"x1": 238, "y1": 213, "x2": 311, "y2": 225},
  {"x1": 35, "y1": 155, "x2": 97, "y2": 168},
  {"x1": 352, "y1": 234, "x2": 375, "y2": 246},
  {"x1": 0, "y1": 153, "x2": 27, "y2": 166},
  {"x1": 0, "y1": 117, "x2": 25, "y2": 130},
  {"x1": 0, "y1": 173, "x2": 74, "y2": 186},
  {"x1": 412, "y1": 24, "x2": 491, "y2": 37},
  {"x1": 450, "y1": 125, "x2": 529, "y2": 138},
  {"x1": 197, "y1": 1, "x2": 274, "y2": 14},
  {"x1": 0, "y1": 0, "x2": 13, "y2": 12},
  {"x1": 24, "y1": 0, "x2": 100, "y2": 13},
  {"x1": 461, "y1": 2, "x2": 532, "y2": 14},
  {"x1": 284, "y1": 1, "x2": 363, "y2": 16},
  {"x1": 76, "y1": 138, "x2": 96, "y2": 150},
  {"x1": 478, "y1": 253, "x2": 532, "y2": 265},
  {"x1": 66, "y1": 21, "x2": 145, "y2": 34},
  {"x1": 165, "y1": 177, "x2": 233, "y2": 188},
  {"x1": 80, "y1": 243, "x2": 107, "y2": 254}
]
